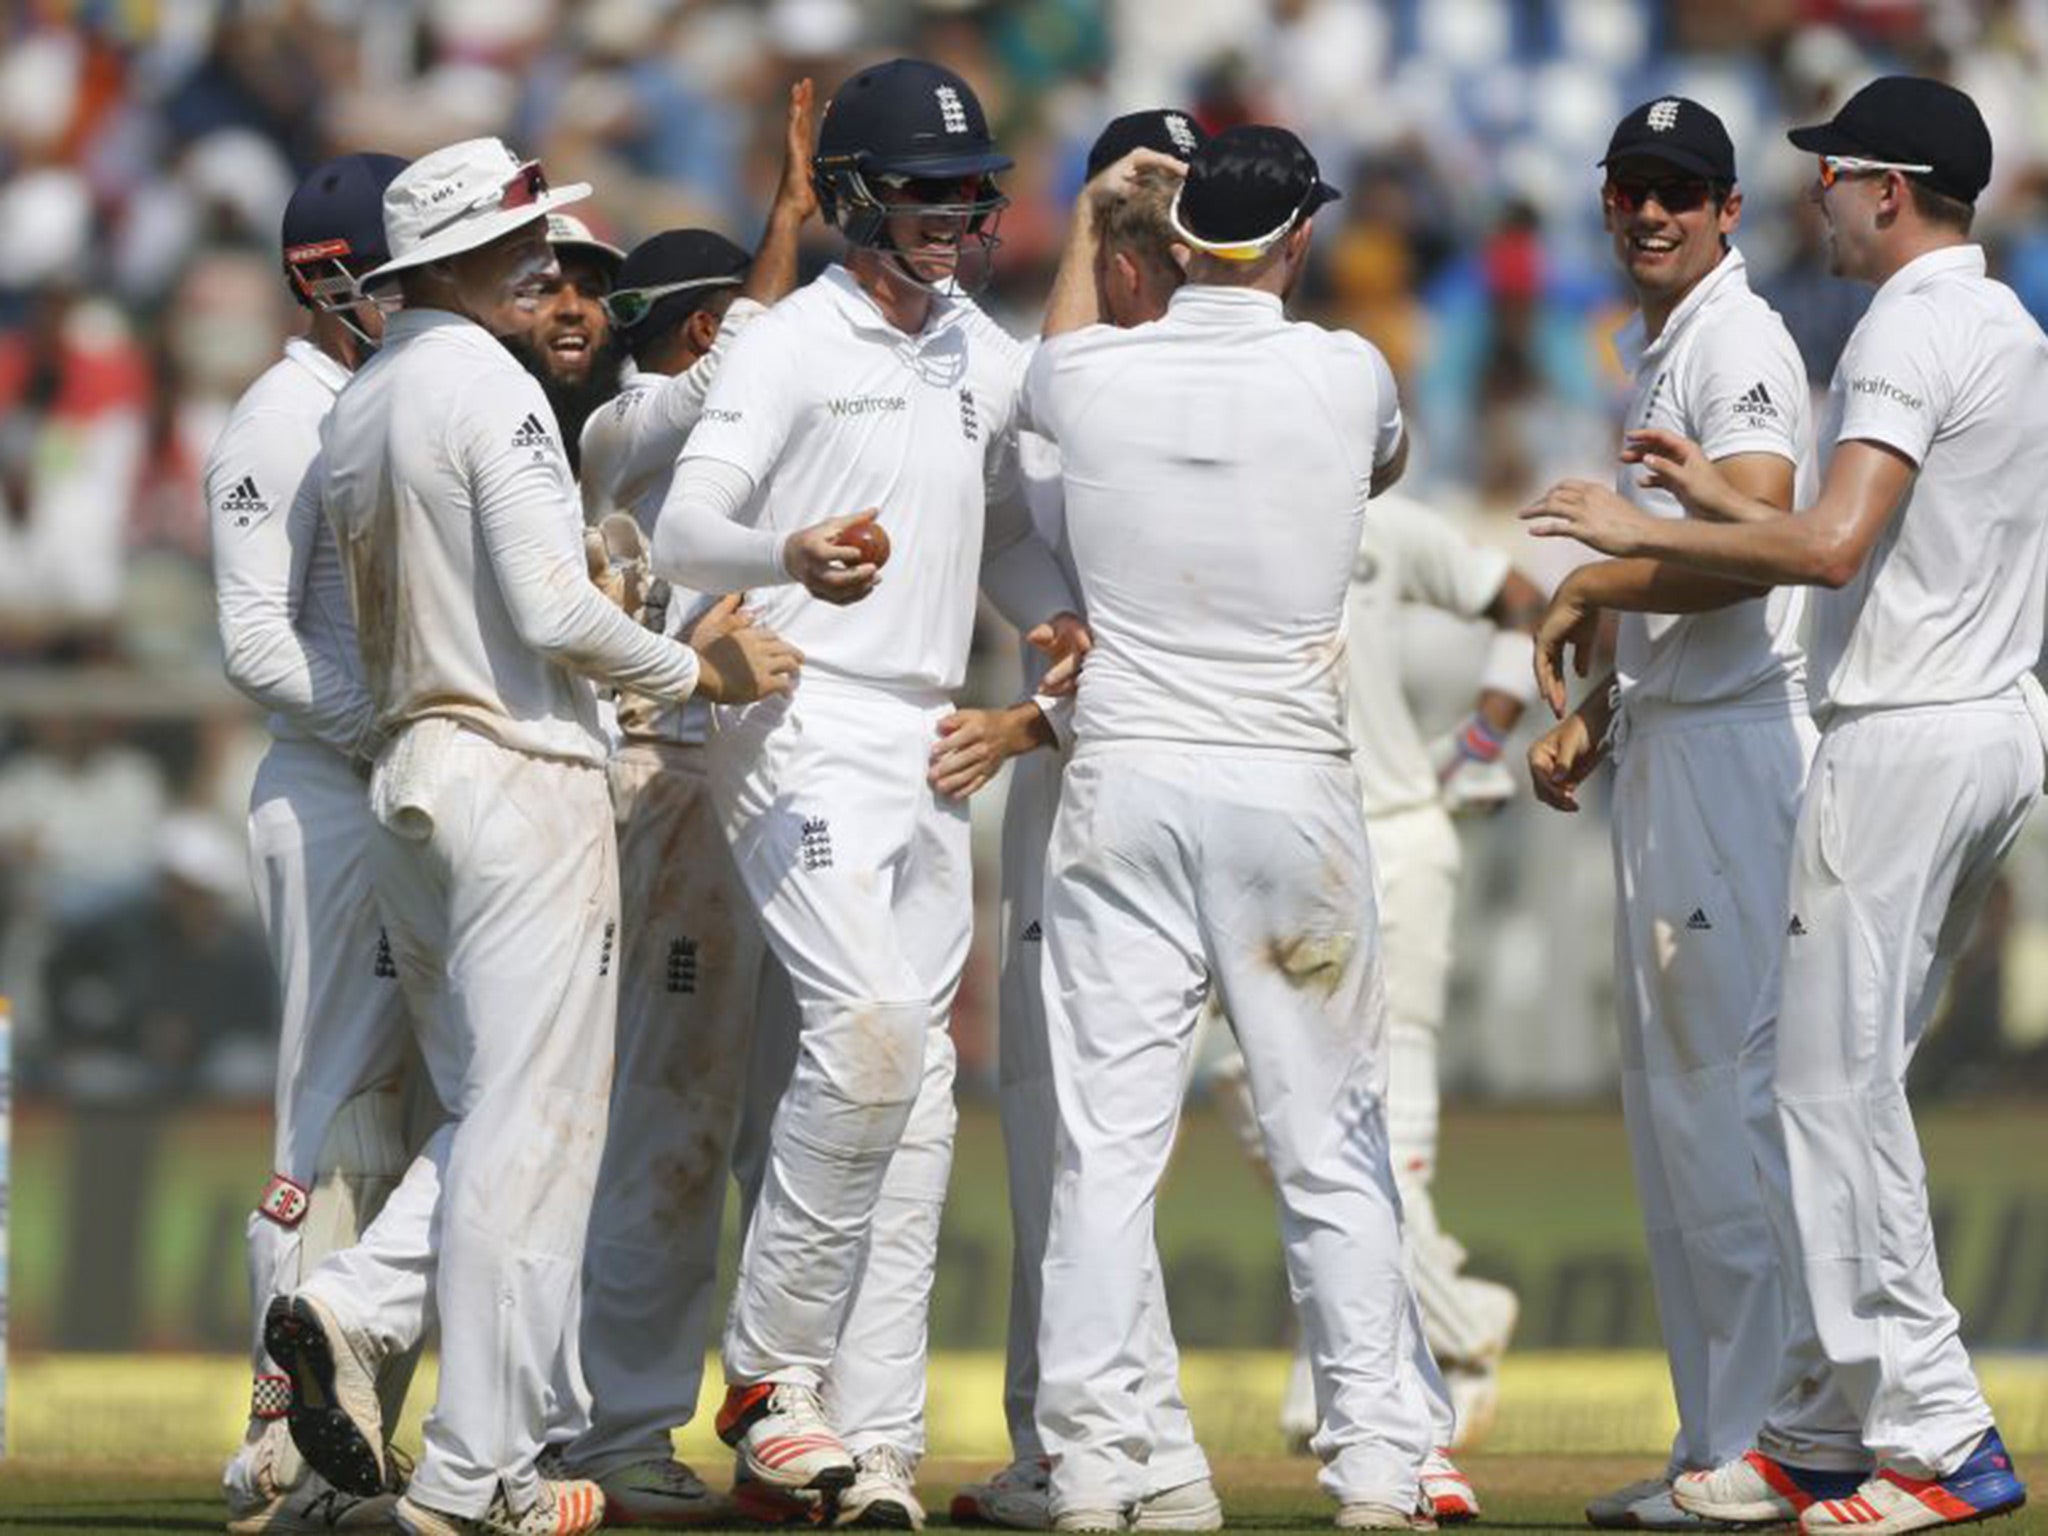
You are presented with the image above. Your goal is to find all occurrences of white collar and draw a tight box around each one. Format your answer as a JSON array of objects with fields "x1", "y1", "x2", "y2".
[
  {"x1": 1877, "y1": 243, "x2": 1986, "y2": 300},
  {"x1": 820, "y1": 263, "x2": 958, "y2": 342},
  {"x1": 1167, "y1": 285, "x2": 1286, "y2": 320},
  {"x1": 284, "y1": 336, "x2": 352, "y2": 396},
  {"x1": 1614, "y1": 247, "x2": 1751, "y2": 371}
]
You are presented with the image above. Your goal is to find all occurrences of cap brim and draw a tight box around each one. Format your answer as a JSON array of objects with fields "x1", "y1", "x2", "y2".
[
  {"x1": 1598, "y1": 144, "x2": 1729, "y2": 180},
  {"x1": 882, "y1": 150, "x2": 1015, "y2": 179},
  {"x1": 1786, "y1": 121, "x2": 1865, "y2": 157},
  {"x1": 551, "y1": 236, "x2": 626, "y2": 273},
  {"x1": 362, "y1": 182, "x2": 593, "y2": 285},
  {"x1": 1308, "y1": 179, "x2": 1342, "y2": 212}
]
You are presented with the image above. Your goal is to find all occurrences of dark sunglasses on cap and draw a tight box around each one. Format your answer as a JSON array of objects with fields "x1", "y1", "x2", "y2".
[
  {"x1": 601, "y1": 274, "x2": 745, "y2": 329},
  {"x1": 1602, "y1": 175, "x2": 1718, "y2": 216}
]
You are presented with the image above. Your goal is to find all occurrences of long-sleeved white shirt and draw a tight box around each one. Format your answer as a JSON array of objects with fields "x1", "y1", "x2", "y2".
[
  {"x1": 655, "y1": 265, "x2": 1075, "y2": 692},
  {"x1": 321, "y1": 307, "x2": 701, "y2": 767},
  {"x1": 208, "y1": 338, "x2": 376, "y2": 760},
  {"x1": 579, "y1": 299, "x2": 763, "y2": 744}
]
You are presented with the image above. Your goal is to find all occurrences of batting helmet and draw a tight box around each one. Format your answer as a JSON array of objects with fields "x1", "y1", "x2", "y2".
[
  {"x1": 812, "y1": 59, "x2": 1011, "y2": 287},
  {"x1": 281, "y1": 152, "x2": 409, "y2": 312}
]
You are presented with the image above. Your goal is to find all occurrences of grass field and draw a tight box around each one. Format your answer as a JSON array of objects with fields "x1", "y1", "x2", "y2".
[{"x1": 5, "y1": 1352, "x2": 2048, "y2": 1532}]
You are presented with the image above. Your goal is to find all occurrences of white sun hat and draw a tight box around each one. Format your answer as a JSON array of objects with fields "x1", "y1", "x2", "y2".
[
  {"x1": 363, "y1": 136, "x2": 591, "y2": 285},
  {"x1": 545, "y1": 211, "x2": 625, "y2": 274}
]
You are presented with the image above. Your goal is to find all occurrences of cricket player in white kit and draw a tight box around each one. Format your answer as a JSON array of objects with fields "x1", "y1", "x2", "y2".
[
  {"x1": 1527, "y1": 77, "x2": 2037, "y2": 1536},
  {"x1": 210, "y1": 152, "x2": 418, "y2": 1534},
  {"x1": 1524, "y1": 98, "x2": 1826, "y2": 1532},
  {"x1": 261, "y1": 139, "x2": 800, "y2": 1536},
  {"x1": 954, "y1": 114, "x2": 1223, "y2": 1536},
  {"x1": 552, "y1": 83, "x2": 817, "y2": 1524},
  {"x1": 652, "y1": 60, "x2": 1084, "y2": 1528},
  {"x1": 1027, "y1": 125, "x2": 1436, "y2": 1532}
]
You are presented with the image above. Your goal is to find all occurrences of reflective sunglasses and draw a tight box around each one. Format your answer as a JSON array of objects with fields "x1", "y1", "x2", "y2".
[
  {"x1": 424, "y1": 161, "x2": 552, "y2": 235},
  {"x1": 601, "y1": 274, "x2": 745, "y2": 329},
  {"x1": 1602, "y1": 175, "x2": 1717, "y2": 216},
  {"x1": 1817, "y1": 154, "x2": 1934, "y2": 190}
]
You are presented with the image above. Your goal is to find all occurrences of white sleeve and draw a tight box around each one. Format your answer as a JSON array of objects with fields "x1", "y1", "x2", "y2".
[
  {"x1": 980, "y1": 423, "x2": 1078, "y2": 631},
  {"x1": 208, "y1": 413, "x2": 376, "y2": 756},
  {"x1": 652, "y1": 458, "x2": 789, "y2": 592},
  {"x1": 1833, "y1": 299, "x2": 1950, "y2": 466},
  {"x1": 676, "y1": 305, "x2": 801, "y2": 483},
  {"x1": 1691, "y1": 319, "x2": 1808, "y2": 464},
  {"x1": 1364, "y1": 341, "x2": 1405, "y2": 469},
  {"x1": 1378, "y1": 500, "x2": 1507, "y2": 619},
  {"x1": 597, "y1": 298, "x2": 771, "y2": 515},
  {"x1": 455, "y1": 371, "x2": 701, "y2": 701}
]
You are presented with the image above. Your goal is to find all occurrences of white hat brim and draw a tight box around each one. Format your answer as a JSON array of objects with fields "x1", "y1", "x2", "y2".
[{"x1": 362, "y1": 182, "x2": 593, "y2": 285}]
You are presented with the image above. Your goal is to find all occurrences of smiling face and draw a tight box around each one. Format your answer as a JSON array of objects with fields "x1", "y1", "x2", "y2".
[
  {"x1": 1602, "y1": 154, "x2": 1739, "y2": 317},
  {"x1": 876, "y1": 175, "x2": 995, "y2": 287},
  {"x1": 523, "y1": 249, "x2": 615, "y2": 386}
]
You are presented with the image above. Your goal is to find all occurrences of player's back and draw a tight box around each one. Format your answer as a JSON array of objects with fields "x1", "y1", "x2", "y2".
[
  {"x1": 1027, "y1": 286, "x2": 1397, "y2": 755},
  {"x1": 322, "y1": 307, "x2": 605, "y2": 762}
]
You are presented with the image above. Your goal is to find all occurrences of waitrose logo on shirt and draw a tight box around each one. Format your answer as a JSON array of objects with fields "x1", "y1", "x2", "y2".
[
  {"x1": 1850, "y1": 375, "x2": 1924, "y2": 411},
  {"x1": 828, "y1": 395, "x2": 908, "y2": 417}
]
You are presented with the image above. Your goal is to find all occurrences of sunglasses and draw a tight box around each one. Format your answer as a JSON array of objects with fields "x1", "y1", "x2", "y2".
[
  {"x1": 601, "y1": 274, "x2": 744, "y2": 329},
  {"x1": 423, "y1": 161, "x2": 552, "y2": 236},
  {"x1": 1816, "y1": 154, "x2": 1934, "y2": 190},
  {"x1": 1602, "y1": 176, "x2": 1717, "y2": 215},
  {"x1": 874, "y1": 173, "x2": 1004, "y2": 209}
]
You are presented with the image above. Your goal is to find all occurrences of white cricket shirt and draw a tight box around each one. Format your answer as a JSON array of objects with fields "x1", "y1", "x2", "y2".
[
  {"x1": 1348, "y1": 493, "x2": 1508, "y2": 816},
  {"x1": 1614, "y1": 248, "x2": 1812, "y2": 709},
  {"x1": 1811, "y1": 244, "x2": 2048, "y2": 714},
  {"x1": 321, "y1": 307, "x2": 701, "y2": 768},
  {"x1": 208, "y1": 338, "x2": 375, "y2": 758},
  {"x1": 1025, "y1": 285, "x2": 1404, "y2": 756},
  {"x1": 669, "y1": 265, "x2": 1073, "y2": 692},
  {"x1": 579, "y1": 298, "x2": 764, "y2": 744}
]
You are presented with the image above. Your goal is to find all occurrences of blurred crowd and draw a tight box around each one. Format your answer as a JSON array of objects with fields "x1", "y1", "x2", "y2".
[{"x1": 8, "y1": 0, "x2": 2048, "y2": 1102}]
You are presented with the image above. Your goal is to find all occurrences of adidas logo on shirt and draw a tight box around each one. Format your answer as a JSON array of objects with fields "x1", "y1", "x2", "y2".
[
  {"x1": 220, "y1": 475, "x2": 272, "y2": 527},
  {"x1": 1732, "y1": 381, "x2": 1780, "y2": 421},
  {"x1": 1021, "y1": 919, "x2": 1043, "y2": 943},
  {"x1": 511, "y1": 412, "x2": 554, "y2": 451},
  {"x1": 1685, "y1": 908, "x2": 1712, "y2": 931},
  {"x1": 1787, "y1": 914, "x2": 1809, "y2": 937}
]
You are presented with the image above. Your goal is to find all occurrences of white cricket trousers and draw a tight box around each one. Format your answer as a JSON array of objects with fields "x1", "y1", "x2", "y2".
[
  {"x1": 1609, "y1": 698, "x2": 1819, "y2": 1473},
  {"x1": 230, "y1": 740, "x2": 415, "y2": 1499},
  {"x1": 1037, "y1": 745, "x2": 1434, "y2": 1516},
  {"x1": 301, "y1": 720, "x2": 618, "y2": 1516},
  {"x1": 996, "y1": 744, "x2": 1211, "y2": 1492},
  {"x1": 711, "y1": 679, "x2": 964, "y2": 1454},
  {"x1": 554, "y1": 740, "x2": 770, "y2": 1477},
  {"x1": 1757, "y1": 696, "x2": 2040, "y2": 1478}
]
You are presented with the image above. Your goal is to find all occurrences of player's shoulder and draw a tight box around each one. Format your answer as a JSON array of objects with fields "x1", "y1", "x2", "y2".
[{"x1": 1691, "y1": 271, "x2": 1803, "y2": 369}]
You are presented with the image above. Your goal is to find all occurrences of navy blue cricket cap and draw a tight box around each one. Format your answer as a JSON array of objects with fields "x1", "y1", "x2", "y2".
[
  {"x1": 607, "y1": 229, "x2": 752, "y2": 332},
  {"x1": 281, "y1": 152, "x2": 408, "y2": 307},
  {"x1": 1086, "y1": 108, "x2": 1207, "y2": 181},
  {"x1": 1169, "y1": 124, "x2": 1339, "y2": 259},
  {"x1": 1601, "y1": 97, "x2": 1736, "y2": 183},
  {"x1": 1788, "y1": 76, "x2": 1992, "y2": 204}
]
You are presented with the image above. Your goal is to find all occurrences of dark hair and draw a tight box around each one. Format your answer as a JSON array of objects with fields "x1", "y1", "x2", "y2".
[
  {"x1": 1906, "y1": 178, "x2": 1975, "y2": 233},
  {"x1": 627, "y1": 286, "x2": 737, "y2": 368}
]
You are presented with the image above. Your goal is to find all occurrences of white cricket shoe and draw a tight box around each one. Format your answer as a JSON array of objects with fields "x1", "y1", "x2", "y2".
[
  {"x1": 836, "y1": 1445, "x2": 926, "y2": 1529},
  {"x1": 717, "y1": 1382, "x2": 857, "y2": 1496},
  {"x1": 264, "y1": 1294, "x2": 387, "y2": 1499},
  {"x1": 1672, "y1": 1451, "x2": 1869, "y2": 1526},
  {"x1": 1333, "y1": 1502, "x2": 1436, "y2": 1530},
  {"x1": 1418, "y1": 1451, "x2": 1478, "y2": 1526},
  {"x1": 394, "y1": 1478, "x2": 605, "y2": 1536},
  {"x1": 227, "y1": 1446, "x2": 400, "y2": 1536},
  {"x1": 1053, "y1": 1509, "x2": 1127, "y2": 1533},
  {"x1": 1584, "y1": 1477, "x2": 1717, "y2": 1530},
  {"x1": 1133, "y1": 1477, "x2": 1223, "y2": 1531},
  {"x1": 951, "y1": 1457, "x2": 1053, "y2": 1528},
  {"x1": 597, "y1": 1458, "x2": 734, "y2": 1527}
]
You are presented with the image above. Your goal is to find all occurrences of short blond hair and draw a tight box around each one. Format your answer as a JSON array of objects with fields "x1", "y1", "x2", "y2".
[{"x1": 1096, "y1": 167, "x2": 1183, "y2": 283}]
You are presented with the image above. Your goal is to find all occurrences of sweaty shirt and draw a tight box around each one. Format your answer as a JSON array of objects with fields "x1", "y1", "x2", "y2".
[
  {"x1": 209, "y1": 338, "x2": 375, "y2": 759},
  {"x1": 667, "y1": 265, "x2": 1074, "y2": 692},
  {"x1": 1025, "y1": 284, "x2": 1404, "y2": 756},
  {"x1": 1811, "y1": 244, "x2": 2048, "y2": 714},
  {"x1": 321, "y1": 307, "x2": 700, "y2": 767},
  {"x1": 1614, "y1": 248, "x2": 1812, "y2": 710},
  {"x1": 579, "y1": 298, "x2": 765, "y2": 744}
]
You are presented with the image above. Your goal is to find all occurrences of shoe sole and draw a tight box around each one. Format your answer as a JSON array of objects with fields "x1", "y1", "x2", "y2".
[
  {"x1": 1833, "y1": 1491, "x2": 2028, "y2": 1534},
  {"x1": 264, "y1": 1297, "x2": 384, "y2": 1499},
  {"x1": 838, "y1": 1496, "x2": 922, "y2": 1530},
  {"x1": 741, "y1": 1449, "x2": 858, "y2": 1498}
]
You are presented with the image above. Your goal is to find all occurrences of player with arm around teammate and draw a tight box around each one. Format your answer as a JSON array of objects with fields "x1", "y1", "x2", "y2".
[
  {"x1": 1527, "y1": 78, "x2": 2036, "y2": 1535},
  {"x1": 259, "y1": 139, "x2": 800, "y2": 1536},
  {"x1": 1026, "y1": 125, "x2": 1436, "y2": 1532},
  {"x1": 1525, "y1": 98, "x2": 1829, "y2": 1533},
  {"x1": 210, "y1": 151, "x2": 421, "y2": 1536},
  {"x1": 545, "y1": 80, "x2": 819, "y2": 1525},
  {"x1": 651, "y1": 59, "x2": 1086, "y2": 1529}
]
